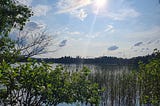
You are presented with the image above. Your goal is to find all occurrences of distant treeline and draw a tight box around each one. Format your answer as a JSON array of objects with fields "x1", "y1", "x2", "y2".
[{"x1": 20, "y1": 54, "x2": 156, "y2": 66}]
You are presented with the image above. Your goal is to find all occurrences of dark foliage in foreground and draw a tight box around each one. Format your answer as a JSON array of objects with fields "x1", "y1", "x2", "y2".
[{"x1": 0, "y1": 60, "x2": 102, "y2": 106}]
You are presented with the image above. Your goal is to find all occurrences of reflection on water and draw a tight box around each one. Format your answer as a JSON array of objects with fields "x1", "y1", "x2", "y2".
[{"x1": 55, "y1": 64, "x2": 142, "y2": 106}]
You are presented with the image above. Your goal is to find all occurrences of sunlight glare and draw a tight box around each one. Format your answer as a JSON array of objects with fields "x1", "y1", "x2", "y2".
[{"x1": 94, "y1": 0, "x2": 107, "y2": 8}]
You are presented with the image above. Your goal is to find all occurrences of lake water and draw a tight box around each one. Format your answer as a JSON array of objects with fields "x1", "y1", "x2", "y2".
[{"x1": 56, "y1": 64, "x2": 142, "y2": 106}]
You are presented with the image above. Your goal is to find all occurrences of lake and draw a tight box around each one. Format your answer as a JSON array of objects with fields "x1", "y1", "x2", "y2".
[
  {"x1": 55, "y1": 64, "x2": 143, "y2": 106},
  {"x1": 0, "y1": 63, "x2": 151, "y2": 106}
]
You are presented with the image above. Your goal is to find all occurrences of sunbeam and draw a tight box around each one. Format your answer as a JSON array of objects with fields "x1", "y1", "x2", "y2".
[{"x1": 84, "y1": 9, "x2": 98, "y2": 57}]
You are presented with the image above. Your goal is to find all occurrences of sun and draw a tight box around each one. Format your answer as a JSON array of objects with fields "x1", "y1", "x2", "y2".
[{"x1": 94, "y1": 0, "x2": 107, "y2": 8}]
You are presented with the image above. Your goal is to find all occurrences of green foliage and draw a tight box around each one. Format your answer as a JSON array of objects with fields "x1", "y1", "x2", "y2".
[
  {"x1": 138, "y1": 49, "x2": 160, "y2": 105},
  {"x1": 0, "y1": 0, "x2": 32, "y2": 35},
  {"x1": 0, "y1": 61, "x2": 102, "y2": 105},
  {"x1": 0, "y1": 36, "x2": 20, "y2": 63},
  {"x1": 0, "y1": 0, "x2": 32, "y2": 63}
]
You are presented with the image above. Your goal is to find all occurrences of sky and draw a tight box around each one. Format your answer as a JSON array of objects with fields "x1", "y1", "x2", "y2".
[{"x1": 16, "y1": 0, "x2": 160, "y2": 58}]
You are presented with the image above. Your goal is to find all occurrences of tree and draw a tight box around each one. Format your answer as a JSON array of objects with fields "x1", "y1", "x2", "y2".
[
  {"x1": 0, "y1": 0, "x2": 56, "y2": 61},
  {"x1": 15, "y1": 29, "x2": 54, "y2": 58},
  {"x1": 138, "y1": 49, "x2": 160, "y2": 105},
  {"x1": 0, "y1": 0, "x2": 32, "y2": 63},
  {"x1": 0, "y1": 0, "x2": 32, "y2": 35}
]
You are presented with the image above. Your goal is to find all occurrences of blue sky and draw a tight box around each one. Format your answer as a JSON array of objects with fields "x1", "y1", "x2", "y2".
[{"x1": 17, "y1": 0, "x2": 160, "y2": 58}]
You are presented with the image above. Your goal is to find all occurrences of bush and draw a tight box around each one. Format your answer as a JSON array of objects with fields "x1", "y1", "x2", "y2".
[{"x1": 0, "y1": 60, "x2": 102, "y2": 106}]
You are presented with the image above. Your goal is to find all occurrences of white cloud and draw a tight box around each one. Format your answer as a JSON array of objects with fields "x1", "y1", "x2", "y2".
[
  {"x1": 16, "y1": 0, "x2": 32, "y2": 6},
  {"x1": 9, "y1": 21, "x2": 47, "y2": 47},
  {"x1": 104, "y1": 25, "x2": 115, "y2": 33},
  {"x1": 10, "y1": 21, "x2": 47, "y2": 41},
  {"x1": 56, "y1": 0, "x2": 139, "y2": 21},
  {"x1": 25, "y1": 22, "x2": 46, "y2": 31},
  {"x1": 10, "y1": 21, "x2": 46, "y2": 37},
  {"x1": 56, "y1": 0, "x2": 92, "y2": 14},
  {"x1": 70, "y1": 9, "x2": 88, "y2": 21},
  {"x1": 106, "y1": 8, "x2": 140, "y2": 21},
  {"x1": 33, "y1": 5, "x2": 51, "y2": 16},
  {"x1": 56, "y1": 0, "x2": 93, "y2": 20},
  {"x1": 85, "y1": 27, "x2": 116, "y2": 39},
  {"x1": 67, "y1": 31, "x2": 81, "y2": 35},
  {"x1": 85, "y1": 32, "x2": 100, "y2": 39},
  {"x1": 127, "y1": 26, "x2": 160, "y2": 40},
  {"x1": 54, "y1": 27, "x2": 81, "y2": 36},
  {"x1": 84, "y1": 25, "x2": 115, "y2": 39}
]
